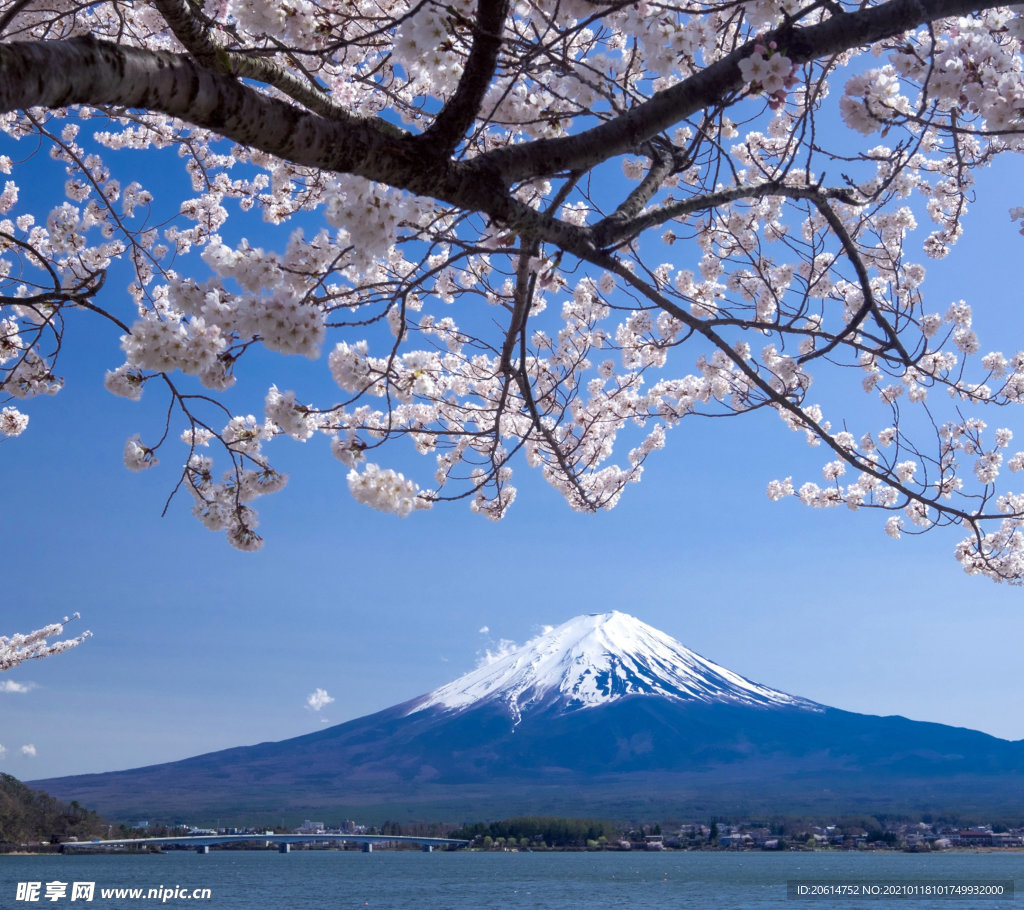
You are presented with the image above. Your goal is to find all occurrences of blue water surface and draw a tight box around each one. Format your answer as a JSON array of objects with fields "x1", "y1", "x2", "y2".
[{"x1": 1, "y1": 848, "x2": 1021, "y2": 909}]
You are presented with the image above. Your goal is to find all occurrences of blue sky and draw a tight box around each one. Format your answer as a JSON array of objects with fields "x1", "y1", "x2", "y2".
[{"x1": 3, "y1": 122, "x2": 1024, "y2": 786}]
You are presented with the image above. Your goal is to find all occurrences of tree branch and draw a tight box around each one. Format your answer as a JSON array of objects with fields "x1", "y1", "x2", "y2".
[
  {"x1": 150, "y1": 0, "x2": 396, "y2": 126},
  {"x1": 0, "y1": 37, "x2": 547, "y2": 239},
  {"x1": 601, "y1": 256, "x2": 1005, "y2": 527},
  {"x1": 481, "y1": 0, "x2": 1003, "y2": 183},
  {"x1": 591, "y1": 144, "x2": 677, "y2": 249},
  {"x1": 0, "y1": 0, "x2": 36, "y2": 36},
  {"x1": 419, "y1": 0, "x2": 510, "y2": 155},
  {"x1": 0, "y1": 37, "x2": 422, "y2": 178},
  {"x1": 593, "y1": 179, "x2": 862, "y2": 250},
  {"x1": 150, "y1": 0, "x2": 222, "y2": 67},
  {"x1": 806, "y1": 196, "x2": 913, "y2": 365}
]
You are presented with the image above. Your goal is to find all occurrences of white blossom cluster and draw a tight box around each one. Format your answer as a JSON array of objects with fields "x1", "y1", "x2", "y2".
[
  {"x1": 0, "y1": 405, "x2": 28, "y2": 437},
  {"x1": 347, "y1": 463, "x2": 432, "y2": 516},
  {"x1": 0, "y1": 614, "x2": 91, "y2": 672},
  {"x1": 739, "y1": 41, "x2": 798, "y2": 109}
]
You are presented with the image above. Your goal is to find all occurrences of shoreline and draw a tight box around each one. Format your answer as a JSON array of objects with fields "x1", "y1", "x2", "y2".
[{"x1": 4, "y1": 846, "x2": 1024, "y2": 856}]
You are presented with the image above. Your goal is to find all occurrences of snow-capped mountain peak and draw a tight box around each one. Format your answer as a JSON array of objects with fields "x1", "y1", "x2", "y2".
[{"x1": 407, "y1": 611, "x2": 819, "y2": 721}]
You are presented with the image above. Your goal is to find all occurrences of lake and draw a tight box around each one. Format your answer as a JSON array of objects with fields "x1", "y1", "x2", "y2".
[{"x1": 1, "y1": 849, "x2": 1021, "y2": 908}]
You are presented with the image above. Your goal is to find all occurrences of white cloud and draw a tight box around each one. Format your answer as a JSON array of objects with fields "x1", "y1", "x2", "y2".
[
  {"x1": 475, "y1": 622, "x2": 559, "y2": 668},
  {"x1": 0, "y1": 680, "x2": 33, "y2": 694},
  {"x1": 306, "y1": 688, "x2": 334, "y2": 712},
  {"x1": 20, "y1": 744, "x2": 36, "y2": 757},
  {"x1": 477, "y1": 638, "x2": 518, "y2": 667},
  {"x1": 0, "y1": 744, "x2": 6, "y2": 758}
]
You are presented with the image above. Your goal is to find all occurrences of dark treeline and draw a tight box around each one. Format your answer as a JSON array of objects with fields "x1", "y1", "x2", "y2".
[
  {"x1": 0, "y1": 773, "x2": 112, "y2": 848},
  {"x1": 764, "y1": 813, "x2": 1024, "y2": 836},
  {"x1": 449, "y1": 816, "x2": 615, "y2": 847},
  {"x1": 377, "y1": 820, "x2": 452, "y2": 838}
]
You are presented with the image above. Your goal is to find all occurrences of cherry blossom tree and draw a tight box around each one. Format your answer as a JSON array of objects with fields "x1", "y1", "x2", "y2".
[
  {"x1": 2, "y1": 0, "x2": 1024, "y2": 578},
  {"x1": 0, "y1": 615, "x2": 90, "y2": 672}
]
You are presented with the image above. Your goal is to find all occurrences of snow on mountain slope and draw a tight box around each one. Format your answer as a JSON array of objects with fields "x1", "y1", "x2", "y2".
[{"x1": 407, "y1": 611, "x2": 821, "y2": 723}]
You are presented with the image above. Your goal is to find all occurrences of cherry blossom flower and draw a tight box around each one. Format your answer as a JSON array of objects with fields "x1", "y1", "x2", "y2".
[{"x1": 0, "y1": 0, "x2": 1023, "y2": 583}]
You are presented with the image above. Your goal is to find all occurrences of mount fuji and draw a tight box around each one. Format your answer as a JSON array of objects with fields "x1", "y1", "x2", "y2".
[
  {"x1": 31, "y1": 612, "x2": 1024, "y2": 822},
  {"x1": 408, "y1": 611, "x2": 820, "y2": 718}
]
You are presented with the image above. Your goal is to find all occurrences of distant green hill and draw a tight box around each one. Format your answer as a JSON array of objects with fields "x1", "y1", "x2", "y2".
[{"x1": 0, "y1": 773, "x2": 112, "y2": 846}]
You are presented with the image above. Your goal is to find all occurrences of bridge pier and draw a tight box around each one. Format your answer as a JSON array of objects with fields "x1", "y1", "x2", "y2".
[
  {"x1": 422, "y1": 845, "x2": 433, "y2": 853},
  {"x1": 362, "y1": 842, "x2": 373, "y2": 853},
  {"x1": 279, "y1": 843, "x2": 291, "y2": 853},
  {"x1": 196, "y1": 845, "x2": 209, "y2": 854}
]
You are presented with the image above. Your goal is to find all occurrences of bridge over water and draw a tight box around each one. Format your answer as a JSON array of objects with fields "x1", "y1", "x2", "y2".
[{"x1": 64, "y1": 833, "x2": 469, "y2": 854}]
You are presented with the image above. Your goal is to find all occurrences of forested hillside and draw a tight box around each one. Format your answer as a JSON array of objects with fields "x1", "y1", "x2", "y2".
[{"x1": 0, "y1": 774, "x2": 111, "y2": 847}]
